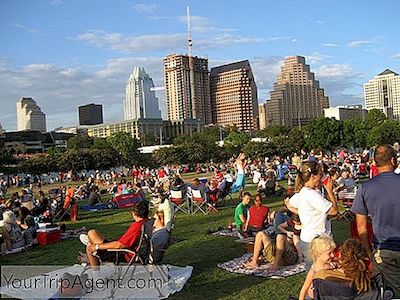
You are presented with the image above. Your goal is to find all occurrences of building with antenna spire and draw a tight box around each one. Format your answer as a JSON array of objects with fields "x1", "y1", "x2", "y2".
[{"x1": 163, "y1": 6, "x2": 211, "y2": 124}]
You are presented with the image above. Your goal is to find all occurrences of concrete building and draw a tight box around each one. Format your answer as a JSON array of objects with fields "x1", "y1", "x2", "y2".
[
  {"x1": 124, "y1": 67, "x2": 161, "y2": 120},
  {"x1": 79, "y1": 103, "x2": 103, "y2": 125},
  {"x1": 258, "y1": 103, "x2": 268, "y2": 130},
  {"x1": 364, "y1": 69, "x2": 400, "y2": 120},
  {"x1": 164, "y1": 54, "x2": 211, "y2": 124},
  {"x1": 324, "y1": 105, "x2": 367, "y2": 121},
  {"x1": 2, "y1": 131, "x2": 74, "y2": 154},
  {"x1": 16, "y1": 97, "x2": 46, "y2": 132},
  {"x1": 265, "y1": 56, "x2": 329, "y2": 127},
  {"x1": 86, "y1": 118, "x2": 204, "y2": 146},
  {"x1": 210, "y1": 60, "x2": 259, "y2": 131}
]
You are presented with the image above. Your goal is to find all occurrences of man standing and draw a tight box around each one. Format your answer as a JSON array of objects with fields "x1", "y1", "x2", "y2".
[
  {"x1": 234, "y1": 192, "x2": 251, "y2": 237},
  {"x1": 351, "y1": 144, "x2": 400, "y2": 297}
]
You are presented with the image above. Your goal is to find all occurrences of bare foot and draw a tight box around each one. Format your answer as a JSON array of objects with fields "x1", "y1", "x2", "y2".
[{"x1": 243, "y1": 261, "x2": 258, "y2": 269}]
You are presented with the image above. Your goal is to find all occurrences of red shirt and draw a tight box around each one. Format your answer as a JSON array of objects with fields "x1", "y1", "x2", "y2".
[
  {"x1": 118, "y1": 218, "x2": 148, "y2": 261},
  {"x1": 248, "y1": 205, "x2": 269, "y2": 229}
]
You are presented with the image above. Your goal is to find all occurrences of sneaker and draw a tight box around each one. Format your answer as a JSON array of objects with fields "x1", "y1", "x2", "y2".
[{"x1": 79, "y1": 234, "x2": 90, "y2": 246}]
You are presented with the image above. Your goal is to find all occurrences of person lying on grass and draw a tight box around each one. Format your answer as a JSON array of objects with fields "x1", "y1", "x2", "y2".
[{"x1": 78, "y1": 200, "x2": 149, "y2": 267}]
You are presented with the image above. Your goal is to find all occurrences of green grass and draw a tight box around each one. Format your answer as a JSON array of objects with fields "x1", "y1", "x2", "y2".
[{"x1": 0, "y1": 175, "x2": 351, "y2": 300}]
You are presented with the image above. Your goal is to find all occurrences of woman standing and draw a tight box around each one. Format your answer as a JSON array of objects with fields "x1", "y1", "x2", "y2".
[{"x1": 286, "y1": 161, "x2": 338, "y2": 270}]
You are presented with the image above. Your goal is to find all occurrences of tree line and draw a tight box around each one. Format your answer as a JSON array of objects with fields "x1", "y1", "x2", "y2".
[{"x1": 1, "y1": 109, "x2": 399, "y2": 174}]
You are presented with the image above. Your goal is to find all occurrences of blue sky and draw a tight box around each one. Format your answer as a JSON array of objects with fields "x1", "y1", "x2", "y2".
[{"x1": 1, "y1": 0, "x2": 399, "y2": 131}]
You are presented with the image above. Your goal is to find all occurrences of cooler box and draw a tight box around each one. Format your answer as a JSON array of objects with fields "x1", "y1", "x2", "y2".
[{"x1": 36, "y1": 227, "x2": 61, "y2": 246}]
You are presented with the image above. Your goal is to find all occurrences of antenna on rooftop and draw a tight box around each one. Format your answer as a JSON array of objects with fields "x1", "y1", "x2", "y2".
[{"x1": 187, "y1": 5, "x2": 196, "y2": 119}]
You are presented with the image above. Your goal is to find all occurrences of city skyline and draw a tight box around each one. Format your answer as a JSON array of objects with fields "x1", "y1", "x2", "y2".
[{"x1": 1, "y1": 0, "x2": 400, "y2": 131}]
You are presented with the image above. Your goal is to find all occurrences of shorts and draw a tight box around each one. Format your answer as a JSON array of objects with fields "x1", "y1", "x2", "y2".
[
  {"x1": 97, "y1": 249, "x2": 127, "y2": 263},
  {"x1": 263, "y1": 239, "x2": 298, "y2": 266}
]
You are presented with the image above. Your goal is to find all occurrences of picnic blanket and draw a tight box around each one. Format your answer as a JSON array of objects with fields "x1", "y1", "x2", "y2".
[
  {"x1": 0, "y1": 264, "x2": 193, "y2": 299},
  {"x1": 79, "y1": 203, "x2": 114, "y2": 211},
  {"x1": 212, "y1": 228, "x2": 240, "y2": 238},
  {"x1": 218, "y1": 253, "x2": 305, "y2": 279}
]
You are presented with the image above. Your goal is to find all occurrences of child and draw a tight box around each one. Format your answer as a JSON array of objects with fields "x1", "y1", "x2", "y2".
[{"x1": 299, "y1": 234, "x2": 336, "y2": 300}]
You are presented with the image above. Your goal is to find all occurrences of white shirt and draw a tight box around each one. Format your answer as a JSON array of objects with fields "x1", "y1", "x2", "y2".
[
  {"x1": 289, "y1": 187, "x2": 332, "y2": 243},
  {"x1": 252, "y1": 171, "x2": 261, "y2": 184}
]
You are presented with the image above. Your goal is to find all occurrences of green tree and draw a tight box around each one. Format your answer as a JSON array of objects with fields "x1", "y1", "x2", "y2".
[
  {"x1": 258, "y1": 125, "x2": 291, "y2": 138},
  {"x1": 60, "y1": 149, "x2": 95, "y2": 171},
  {"x1": 304, "y1": 117, "x2": 343, "y2": 151},
  {"x1": 242, "y1": 141, "x2": 276, "y2": 159},
  {"x1": 223, "y1": 132, "x2": 251, "y2": 156},
  {"x1": 342, "y1": 118, "x2": 367, "y2": 149},
  {"x1": 20, "y1": 155, "x2": 57, "y2": 175},
  {"x1": 67, "y1": 135, "x2": 94, "y2": 150},
  {"x1": 364, "y1": 109, "x2": 387, "y2": 130},
  {"x1": 107, "y1": 132, "x2": 140, "y2": 166},
  {"x1": 367, "y1": 120, "x2": 400, "y2": 146}
]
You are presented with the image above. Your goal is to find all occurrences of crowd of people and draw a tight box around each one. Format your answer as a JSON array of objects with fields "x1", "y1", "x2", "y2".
[
  {"x1": 232, "y1": 145, "x2": 399, "y2": 299},
  {"x1": 1, "y1": 144, "x2": 399, "y2": 298}
]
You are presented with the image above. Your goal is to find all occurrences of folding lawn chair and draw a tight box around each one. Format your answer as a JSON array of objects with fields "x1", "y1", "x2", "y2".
[
  {"x1": 313, "y1": 276, "x2": 393, "y2": 300},
  {"x1": 218, "y1": 182, "x2": 234, "y2": 207},
  {"x1": 105, "y1": 219, "x2": 170, "y2": 298},
  {"x1": 170, "y1": 190, "x2": 191, "y2": 214},
  {"x1": 190, "y1": 188, "x2": 214, "y2": 215}
]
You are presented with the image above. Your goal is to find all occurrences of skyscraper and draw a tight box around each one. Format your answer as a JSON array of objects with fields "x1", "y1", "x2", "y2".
[
  {"x1": 265, "y1": 56, "x2": 329, "y2": 127},
  {"x1": 364, "y1": 69, "x2": 400, "y2": 120},
  {"x1": 124, "y1": 66, "x2": 161, "y2": 120},
  {"x1": 164, "y1": 54, "x2": 211, "y2": 123},
  {"x1": 79, "y1": 103, "x2": 103, "y2": 125},
  {"x1": 16, "y1": 97, "x2": 46, "y2": 132},
  {"x1": 210, "y1": 60, "x2": 258, "y2": 131}
]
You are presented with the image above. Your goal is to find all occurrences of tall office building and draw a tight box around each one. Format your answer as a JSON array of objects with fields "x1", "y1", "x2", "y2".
[
  {"x1": 364, "y1": 69, "x2": 400, "y2": 120},
  {"x1": 210, "y1": 60, "x2": 258, "y2": 131},
  {"x1": 124, "y1": 67, "x2": 161, "y2": 120},
  {"x1": 164, "y1": 54, "x2": 211, "y2": 123},
  {"x1": 265, "y1": 56, "x2": 329, "y2": 126},
  {"x1": 79, "y1": 103, "x2": 103, "y2": 125},
  {"x1": 258, "y1": 103, "x2": 268, "y2": 130},
  {"x1": 16, "y1": 97, "x2": 46, "y2": 132},
  {"x1": 0, "y1": 123, "x2": 5, "y2": 135}
]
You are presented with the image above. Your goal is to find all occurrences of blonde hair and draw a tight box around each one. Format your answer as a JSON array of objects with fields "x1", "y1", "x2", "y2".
[
  {"x1": 294, "y1": 161, "x2": 322, "y2": 192},
  {"x1": 309, "y1": 234, "x2": 336, "y2": 262}
]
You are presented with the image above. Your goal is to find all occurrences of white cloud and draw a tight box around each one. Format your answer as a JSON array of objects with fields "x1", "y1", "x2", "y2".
[
  {"x1": 133, "y1": 3, "x2": 157, "y2": 13},
  {"x1": 49, "y1": 0, "x2": 63, "y2": 6},
  {"x1": 323, "y1": 43, "x2": 340, "y2": 47},
  {"x1": 392, "y1": 53, "x2": 400, "y2": 59},
  {"x1": 77, "y1": 30, "x2": 262, "y2": 53},
  {"x1": 347, "y1": 40, "x2": 373, "y2": 48},
  {"x1": 305, "y1": 53, "x2": 330, "y2": 64},
  {"x1": 12, "y1": 23, "x2": 41, "y2": 34},
  {"x1": 77, "y1": 30, "x2": 187, "y2": 53},
  {"x1": 313, "y1": 64, "x2": 364, "y2": 106}
]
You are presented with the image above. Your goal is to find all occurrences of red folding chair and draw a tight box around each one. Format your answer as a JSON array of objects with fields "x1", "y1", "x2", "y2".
[{"x1": 169, "y1": 190, "x2": 190, "y2": 214}]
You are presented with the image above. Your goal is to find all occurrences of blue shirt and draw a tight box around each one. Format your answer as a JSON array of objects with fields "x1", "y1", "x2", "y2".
[{"x1": 351, "y1": 171, "x2": 400, "y2": 251}]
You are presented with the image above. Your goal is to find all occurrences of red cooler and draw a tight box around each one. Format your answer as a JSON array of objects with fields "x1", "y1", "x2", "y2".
[{"x1": 36, "y1": 227, "x2": 61, "y2": 246}]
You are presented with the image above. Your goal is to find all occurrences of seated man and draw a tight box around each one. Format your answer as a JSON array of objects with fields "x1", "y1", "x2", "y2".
[
  {"x1": 244, "y1": 229, "x2": 299, "y2": 272},
  {"x1": 258, "y1": 173, "x2": 276, "y2": 198},
  {"x1": 234, "y1": 192, "x2": 251, "y2": 238},
  {"x1": 244, "y1": 194, "x2": 269, "y2": 236},
  {"x1": 80, "y1": 200, "x2": 149, "y2": 267},
  {"x1": 334, "y1": 170, "x2": 356, "y2": 193},
  {"x1": 87, "y1": 187, "x2": 101, "y2": 207}
]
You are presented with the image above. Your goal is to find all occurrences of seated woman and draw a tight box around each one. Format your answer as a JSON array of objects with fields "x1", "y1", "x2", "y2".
[
  {"x1": 1, "y1": 210, "x2": 25, "y2": 251},
  {"x1": 151, "y1": 210, "x2": 170, "y2": 263},
  {"x1": 313, "y1": 239, "x2": 372, "y2": 294},
  {"x1": 244, "y1": 194, "x2": 269, "y2": 236},
  {"x1": 243, "y1": 228, "x2": 299, "y2": 272},
  {"x1": 79, "y1": 200, "x2": 149, "y2": 267}
]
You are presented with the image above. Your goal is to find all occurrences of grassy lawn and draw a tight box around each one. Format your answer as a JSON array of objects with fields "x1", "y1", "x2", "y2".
[{"x1": 0, "y1": 174, "x2": 351, "y2": 300}]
